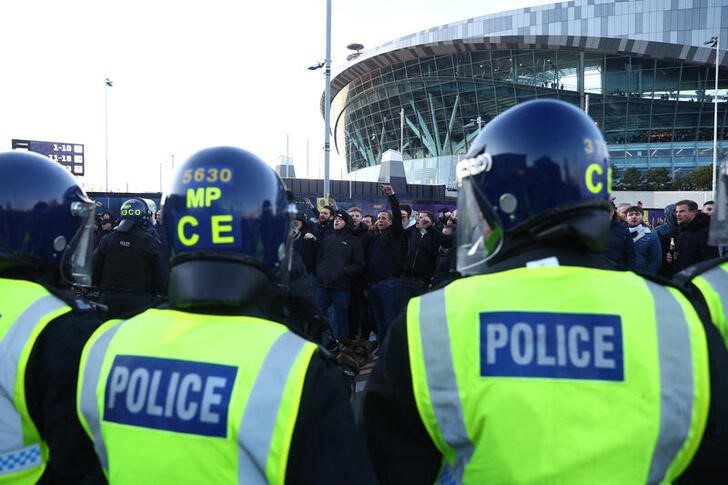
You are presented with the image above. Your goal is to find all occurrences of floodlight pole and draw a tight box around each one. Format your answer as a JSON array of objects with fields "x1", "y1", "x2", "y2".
[
  {"x1": 323, "y1": 0, "x2": 332, "y2": 200},
  {"x1": 713, "y1": 36, "x2": 720, "y2": 199},
  {"x1": 104, "y1": 78, "x2": 112, "y2": 208}
]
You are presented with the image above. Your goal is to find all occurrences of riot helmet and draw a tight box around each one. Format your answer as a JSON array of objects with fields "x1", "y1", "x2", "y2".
[
  {"x1": 116, "y1": 198, "x2": 152, "y2": 232},
  {"x1": 0, "y1": 150, "x2": 96, "y2": 286},
  {"x1": 456, "y1": 99, "x2": 611, "y2": 275},
  {"x1": 161, "y1": 146, "x2": 294, "y2": 307},
  {"x1": 140, "y1": 198, "x2": 158, "y2": 226}
]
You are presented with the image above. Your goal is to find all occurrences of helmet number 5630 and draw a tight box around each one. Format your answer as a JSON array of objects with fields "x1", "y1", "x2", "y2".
[{"x1": 182, "y1": 167, "x2": 233, "y2": 184}]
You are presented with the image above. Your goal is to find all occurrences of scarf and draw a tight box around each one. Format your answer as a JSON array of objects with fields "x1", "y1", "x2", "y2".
[{"x1": 628, "y1": 224, "x2": 650, "y2": 243}]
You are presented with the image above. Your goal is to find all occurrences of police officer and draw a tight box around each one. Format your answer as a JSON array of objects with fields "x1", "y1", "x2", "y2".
[
  {"x1": 0, "y1": 151, "x2": 105, "y2": 483},
  {"x1": 363, "y1": 100, "x2": 728, "y2": 483},
  {"x1": 676, "y1": 161, "x2": 728, "y2": 348},
  {"x1": 77, "y1": 147, "x2": 374, "y2": 483},
  {"x1": 92, "y1": 198, "x2": 168, "y2": 318}
]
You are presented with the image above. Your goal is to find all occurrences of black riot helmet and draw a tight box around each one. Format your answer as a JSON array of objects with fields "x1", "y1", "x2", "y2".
[
  {"x1": 456, "y1": 99, "x2": 612, "y2": 275},
  {"x1": 0, "y1": 150, "x2": 97, "y2": 286},
  {"x1": 161, "y1": 146, "x2": 295, "y2": 308},
  {"x1": 116, "y1": 198, "x2": 151, "y2": 232}
]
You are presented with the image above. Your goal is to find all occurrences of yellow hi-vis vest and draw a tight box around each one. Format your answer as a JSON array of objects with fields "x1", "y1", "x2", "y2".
[
  {"x1": 407, "y1": 266, "x2": 710, "y2": 484},
  {"x1": 691, "y1": 260, "x2": 728, "y2": 348},
  {"x1": 77, "y1": 308, "x2": 316, "y2": 485},
  {"x1": 0, "y1": 278, "x2": 71, "y2": 483}
]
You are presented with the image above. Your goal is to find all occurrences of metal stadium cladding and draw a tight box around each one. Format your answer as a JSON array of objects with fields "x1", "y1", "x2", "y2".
[{"x1": 327, "y1": 0, "x2": 728, "y2": 187}]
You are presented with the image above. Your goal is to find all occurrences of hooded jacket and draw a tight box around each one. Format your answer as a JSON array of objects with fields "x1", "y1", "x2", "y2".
[{"x1": 655, "y1": 203, "x2": 679, "y2": 277}]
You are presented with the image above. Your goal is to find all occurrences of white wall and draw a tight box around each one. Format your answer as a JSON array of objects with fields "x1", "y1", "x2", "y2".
[{"x1": 612, "y1": 191, "x2": 713, "y2": 210}]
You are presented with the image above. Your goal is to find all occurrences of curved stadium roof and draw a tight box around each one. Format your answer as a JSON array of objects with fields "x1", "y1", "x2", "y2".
[{"x1": 326, "y1": 0, "x2": 728, "y2": 184}]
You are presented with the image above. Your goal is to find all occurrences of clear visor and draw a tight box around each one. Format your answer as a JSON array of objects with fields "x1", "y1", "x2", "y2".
[
  {"x1": 275, "y1": 202, "x2": 298, "y2": 285},
  {"x1": 709, "y1": 161, "x2": 728, "y2": 246},
  {"x1": 456, "y1": 176, "x2": 504, "y2": 275},
  {"x1": 62, "y1": 200, "x2": 97, "y2": 287}
]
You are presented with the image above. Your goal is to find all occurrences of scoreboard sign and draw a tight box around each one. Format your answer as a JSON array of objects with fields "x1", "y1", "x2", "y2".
[{"x1": 11, "y1": 139, "x2": 85, "y2": 176}]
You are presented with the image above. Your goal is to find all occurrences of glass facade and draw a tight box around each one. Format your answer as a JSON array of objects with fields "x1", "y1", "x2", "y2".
[
  {"x1": 333, "y1": 49, "x2": 728, "y2": 185},
  {"x1": 328, "y1": 0, "x2": 728, "y2": 185}
]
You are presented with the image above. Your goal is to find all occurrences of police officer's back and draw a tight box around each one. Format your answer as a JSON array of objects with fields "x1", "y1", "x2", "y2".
[
  {"x1": 76, "y1": 147, "x2": 374, "y2": 484},
  {"x1": 363, "y1": 100, "x2": 728, "y2": 483},
  {"x1": 92, "y1": 198, "x2": 167, "y2": 318},
  {"x1": 0, "y1": 151, "x2": 105, "y2": 483}
]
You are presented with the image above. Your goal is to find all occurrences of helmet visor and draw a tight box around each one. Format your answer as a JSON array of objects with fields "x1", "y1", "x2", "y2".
[
  {"x1": 271, "y1": 202, "x2": 297, "y2": 284},
  {"x1": 456, "y1": 174, "x2": 504, "y2": 275},
  {"x1": 63, "y1": 199, "x2": 97, "y2": 287},
  {"x1": 709, "y1": 161, "x2": 728, "y2": 246}
]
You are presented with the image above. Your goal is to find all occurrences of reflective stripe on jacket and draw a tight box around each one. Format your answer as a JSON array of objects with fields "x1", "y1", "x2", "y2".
[
  {"x1": 77, "y1": 308, "x2": 316, "y2": 484},
  {"x1": 407, "y1": 266, "x2": 710, "y2": 484},
  {"x1": 692, "y1": 261, "x2": 728, "y2": 348},
  {"x1": 0, "y1": 278, "x2": 70, "y2": 483}
]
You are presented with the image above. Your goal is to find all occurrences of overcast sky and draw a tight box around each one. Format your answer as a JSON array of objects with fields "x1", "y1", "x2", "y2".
[{"x1": 0, "y1": 0, "x2": 555, "y2": 192}]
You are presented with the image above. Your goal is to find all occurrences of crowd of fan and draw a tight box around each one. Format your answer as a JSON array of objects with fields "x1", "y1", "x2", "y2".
[
  {"x1": 606, "y1": 198, "x2": 721, "y2": 277},
  {"x1": 291, "y1": 185, "x2": 456, "y2": 352},
  {"x1": 88, "y1": 190, "x2": 724, "y2": 362}
]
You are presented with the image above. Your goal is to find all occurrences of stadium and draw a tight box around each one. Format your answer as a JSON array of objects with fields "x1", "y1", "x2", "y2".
[{"x1": 328, "y1": 0, "x2": 728, "y2": 187}]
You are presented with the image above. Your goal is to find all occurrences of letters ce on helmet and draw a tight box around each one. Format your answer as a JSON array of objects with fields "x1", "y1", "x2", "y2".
[
  {"x1": 162, "y1": 146, "x2": 294, "y2": 284},
  {"x1": 456, "y1": 99, "x2": 611, "y2": 275},
  {"x1": 0, "y1": 150, "x2": 96, "y2": 286}
]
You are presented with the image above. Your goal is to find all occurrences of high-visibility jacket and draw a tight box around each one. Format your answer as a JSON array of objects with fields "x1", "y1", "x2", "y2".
[
  {"x1": 691, "y1": 260, "x2": 728, "y2": 348},
  {"x1": 77, "y1": 308, "x2": 316, "y2": 484},
  {"x1": 407, "y1": 266, "x2": 710, "y2": 484},
  {"x1": 0, "y1": 278, "x2": 71, "y2": 483}
]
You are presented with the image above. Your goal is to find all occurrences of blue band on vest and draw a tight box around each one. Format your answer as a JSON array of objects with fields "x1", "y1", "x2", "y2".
[
  {"x1": 103, "y1": 355, "x2": 237, "y2": 437},
  {"x1": 479, "y1": 311, "x2": 624, "y2": 381},
  {"x1": 0, "y1": 444, "x2": 42, "y2": 476}
]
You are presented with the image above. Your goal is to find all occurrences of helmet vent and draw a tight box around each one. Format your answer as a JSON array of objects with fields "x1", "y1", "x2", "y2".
[
  {"x1": 53, "y1": 236, "x2": 67, "y2": 252},
  {"x1": 499, "y1": 193, "x2": 518, "y2": 214}
]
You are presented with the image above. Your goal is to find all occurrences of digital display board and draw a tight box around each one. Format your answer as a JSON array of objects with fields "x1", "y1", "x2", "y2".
[{"x1": 11, "y1": 139, "x2": 85, "y2": 176}]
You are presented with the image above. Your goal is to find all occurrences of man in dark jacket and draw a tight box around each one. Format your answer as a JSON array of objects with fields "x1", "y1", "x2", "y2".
[
  {"x1": 655, "y1": 203, "x2": 679, "y2": 277},
  {"x1": 92, "y1": 198, "x2": 168, "y2": 319},
  {"x1": 604, "y1": 202, "x2": 635, "y2": 270},
  {"x1": 315, "y1": 210, "x2": 364, "y2": 341},
  {"x1": 432, "y1": 223, "x2": 457, "y2": 287},
  {"x1": 293, "y1": 212, "x2": 317, "y2": 277},
  {"x1": 361, "y1": 184, "x2": 404, "y2": 342},
  {"x1": 664, "y1": 199, "x2": 719, "y2": 275},
  {"x1": 94, "y1": 210, "x2": 115, "y2": 248},
  {"x1": 347, "y1": 206, "x2": 371, "y2": 339},
  {"x1": 400, "y1": 210, "x2": 453, "y2": 311}
]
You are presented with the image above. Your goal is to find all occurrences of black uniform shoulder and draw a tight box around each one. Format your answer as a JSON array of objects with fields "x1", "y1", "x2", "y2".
[
  {"x1": 675, "y1": 256, "x2": 728, "y2": 282},
  {"x1": 483, "y1": 243, "x2": 614, "y2": 274},
  {"x1": 288, "y1": 349, "x2": 376, "y2": 484},
  {"x1": 25, "y1": 283, "x2": 106, "y2": 483}
]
